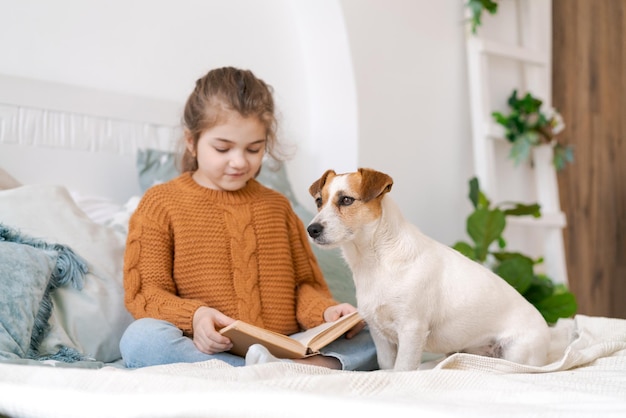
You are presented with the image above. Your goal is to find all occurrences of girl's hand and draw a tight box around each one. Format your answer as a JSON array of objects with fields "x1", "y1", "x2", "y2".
[
  {"x1": 192, "y1": 307, "x2": 235, "y2": 354},
  {"x1": 323, "y1": 303, "x2": 365, "y2": 339}
]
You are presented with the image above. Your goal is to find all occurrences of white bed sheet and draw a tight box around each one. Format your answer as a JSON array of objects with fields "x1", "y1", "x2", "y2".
[{"x1": 1, "y1": 315, "x2": 625, "y2": 418}]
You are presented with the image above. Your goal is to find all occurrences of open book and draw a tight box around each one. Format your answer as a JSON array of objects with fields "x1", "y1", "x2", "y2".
[{"x1": 219, "y1": 311, "x2": 363, "y2": 359}]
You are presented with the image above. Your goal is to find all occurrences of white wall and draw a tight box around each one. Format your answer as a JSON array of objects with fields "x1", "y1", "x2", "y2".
[
  {"x1": 0, "y1": 0, "x2": 474, "y2": 246},
  {"x1": 341, "y1": 0, "x2": 474, "y2": 242}
]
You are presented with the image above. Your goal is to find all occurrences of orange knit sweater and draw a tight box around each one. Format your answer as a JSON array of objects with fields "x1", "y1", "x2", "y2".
[{"x1": 123, "y1": 172, "x2": 337, "y2": 337}]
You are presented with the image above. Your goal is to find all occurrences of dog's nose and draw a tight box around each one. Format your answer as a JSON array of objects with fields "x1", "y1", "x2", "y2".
[{"x1": 307, "y1": 223, "x2": 324, "y2": 239}]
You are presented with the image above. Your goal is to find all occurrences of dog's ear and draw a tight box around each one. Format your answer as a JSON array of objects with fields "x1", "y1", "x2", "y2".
[
  {"x1": 358, "y1": 168, "x2": 393, "y2": 202},
  {"x1": 309, "y1": 169, "x2": 336, "y2": 196}
]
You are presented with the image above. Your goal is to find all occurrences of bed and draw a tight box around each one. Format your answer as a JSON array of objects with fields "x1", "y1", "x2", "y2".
[{"x1": 0, "y1": 75, "x2": 625, "y2": 418}]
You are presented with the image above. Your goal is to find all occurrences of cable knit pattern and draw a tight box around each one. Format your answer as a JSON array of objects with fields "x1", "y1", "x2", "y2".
[
  {"x1": 223, "y1": 204, "x2": 263, "y2": 327},
  {"x1": 123, "y1": 172, "x2": 336, "y2": 337}
]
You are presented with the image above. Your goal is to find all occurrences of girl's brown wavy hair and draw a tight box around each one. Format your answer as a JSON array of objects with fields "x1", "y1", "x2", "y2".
[{"x1": 180, "y1": 67, "x2": 282, "y2": 172}]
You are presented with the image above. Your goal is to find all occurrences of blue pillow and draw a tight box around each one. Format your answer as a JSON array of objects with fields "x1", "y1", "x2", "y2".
[
  {"x1": 0, "y1": 224, "x2": 88, "y2": 362},
  {"x1": 136, "y1": 148, "x2": 180, "y2": 193}
]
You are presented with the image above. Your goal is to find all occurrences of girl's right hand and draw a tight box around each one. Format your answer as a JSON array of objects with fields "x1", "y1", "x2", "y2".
[{"x1": 192, "y1": 306, "x2": 235, "y2": 354}]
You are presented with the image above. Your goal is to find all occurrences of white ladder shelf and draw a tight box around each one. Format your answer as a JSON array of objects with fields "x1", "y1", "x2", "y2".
[{"x1": 465, "y1": 0, "x2": 568, "y2": 285}]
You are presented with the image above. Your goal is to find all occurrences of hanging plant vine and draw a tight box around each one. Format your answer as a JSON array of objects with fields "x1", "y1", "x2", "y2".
[{"x1": 466, "y1": 0, "x2": 499, "y2": 34}]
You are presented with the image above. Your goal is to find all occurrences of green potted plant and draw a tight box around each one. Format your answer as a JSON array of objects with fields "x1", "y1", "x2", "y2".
[
  {"x1": 492, "y1": 90, "x2": 574, "y2": 171},
  {"x1": 452, "y1": 177, "x2": 577, "y2": 324}
]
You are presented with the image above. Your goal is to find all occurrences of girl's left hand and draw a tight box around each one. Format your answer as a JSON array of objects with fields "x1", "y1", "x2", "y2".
[{"x1": 323, "y1": 303, "x2": 365, "y2": 339}]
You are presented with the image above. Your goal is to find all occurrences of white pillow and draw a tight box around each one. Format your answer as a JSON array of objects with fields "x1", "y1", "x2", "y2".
[
  {"x1": 0, "y1": 167, "x2": 22, "y2": 190},
  {"x1": 0, "y1": 185, "x2": 133, "y2": 363},
  {"x1": 69, "y1": 190, "x2": 124, "y2": 225}
]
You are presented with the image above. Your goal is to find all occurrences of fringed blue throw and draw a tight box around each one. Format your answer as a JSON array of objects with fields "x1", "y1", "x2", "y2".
[{"x1": 0, "y1": 223, "x2": 90, "y2": 362}]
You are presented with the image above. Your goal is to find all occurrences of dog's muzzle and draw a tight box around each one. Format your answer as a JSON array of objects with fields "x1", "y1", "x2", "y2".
[{"x1": 307, "y1": 223, "x2": 324, "y2": 239}]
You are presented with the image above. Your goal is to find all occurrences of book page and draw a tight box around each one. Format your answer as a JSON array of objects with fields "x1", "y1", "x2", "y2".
[
  {"x1": 290, "y1": 320, "x2": 339, "y2": 345},
  {"x1": 290, "y1": 311, "x2": 361, "y2": 352}
]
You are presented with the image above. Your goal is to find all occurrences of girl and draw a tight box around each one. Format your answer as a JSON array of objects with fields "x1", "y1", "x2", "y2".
[{"x1": 119, "y1": 67, "x2": 377, "y2": 370}]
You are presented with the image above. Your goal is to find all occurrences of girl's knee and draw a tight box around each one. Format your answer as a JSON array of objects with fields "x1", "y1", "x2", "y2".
[{"x1": 119, "y1": 318, "x2": 179, "y2": 366}]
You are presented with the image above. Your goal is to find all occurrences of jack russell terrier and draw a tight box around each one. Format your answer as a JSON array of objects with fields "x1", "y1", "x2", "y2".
[{"x1": 307, "y1": 168, "x2": 550, "y2": 371}]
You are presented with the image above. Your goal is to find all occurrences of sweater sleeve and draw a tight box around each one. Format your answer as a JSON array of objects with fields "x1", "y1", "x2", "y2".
[
  {"x1": 123, "y1": 194, "x2": 204, "y2": 336},
  {"x1": 288, "y1": 211, "x2": 338, "y2": 330}
]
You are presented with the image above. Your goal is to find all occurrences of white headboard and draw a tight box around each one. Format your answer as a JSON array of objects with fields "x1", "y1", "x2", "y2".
[{"x1": 0, "y1": 75, "x2": 183, "y2": 203}]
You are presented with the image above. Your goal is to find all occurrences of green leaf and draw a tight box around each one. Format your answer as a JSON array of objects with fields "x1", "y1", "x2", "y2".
[
  {"x1": 535, "y1": 292, "x2": 578, "y2": 324},
  {"x1": 553, "y1": 143, "x2": 575, "y2": 171},
  {"x1": 468, "y1": 177, "x2": 490, "y2": 209},
  {"x1": 509, "y1": 131, "x2": 538, "y2": 165},
  {"x1": 494, "y1": 257, "x2": 534, "y2": 294},
  {"x1": 483, "y1": 0, "x2": 498, "y2": 13},
  {"x1": 492, "y1": 111, "x2": 508, "y2": 126},
  {"x1": 492, "y1": 251, "x2": 534, "y2": 264},
  {"x1": 553, "y1": 283, "x2": 570, "y2": 295},
  {"x1": 502, "y1": 203, "x2": 541, "y2": 218},
  {"x1": 452, "y1": 241, "x2": 476, "y2": 260},
  {"x1": 523, "y1": 274, "x2": 555, "y2": 304},
  {"x1": 467, "y1": 208, "x2": 505, "y2": 262},
  {"x1": 518, "y1": 92, "x2": 543, "y2": 114},
  {"x1": 466, "y1": 0, "x2": 498, "y2": 34},
  {"x1": 468, "y1": 177, "x2": 480, "y2": 208},
  {"x1": 507, "y1": 89, "x2": 520, "y2": 108},
  {"x1": 466, "y1": 0, "x2": 484, "y2": 16},
  {"x1": 478, "y1": 191, "x2": 490, "y2": 209}
]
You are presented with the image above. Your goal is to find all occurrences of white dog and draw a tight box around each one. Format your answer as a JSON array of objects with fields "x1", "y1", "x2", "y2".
[{"x1": 307, "y1": 168, "x2": 550, "y2": 371}]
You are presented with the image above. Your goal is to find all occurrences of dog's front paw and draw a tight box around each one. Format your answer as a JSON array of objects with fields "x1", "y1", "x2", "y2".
[{"x1": 393, "y1": 362, "x2": 422, "y2": 372}]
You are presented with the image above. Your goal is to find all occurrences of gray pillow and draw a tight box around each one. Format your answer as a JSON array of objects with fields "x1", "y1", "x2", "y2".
[
  {"x1": 0, "y1": 224, "x2": 88, "y2": 362},
  {"x1": 136, "y1": 149, "x2": 356, "y2": 305}
]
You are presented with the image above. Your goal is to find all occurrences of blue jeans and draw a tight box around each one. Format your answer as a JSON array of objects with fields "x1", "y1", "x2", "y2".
[{"x1": 119, "y1": 318, "x2": 379, "y2": 371}]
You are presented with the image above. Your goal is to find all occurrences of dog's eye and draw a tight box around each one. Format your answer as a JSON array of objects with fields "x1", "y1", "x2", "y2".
[
  {"x1": 315, "y1": 197, "x2": 323, "y2": 208},
  {"x1": 339, "y1": 196, "x2": 355, "y2": 206}
]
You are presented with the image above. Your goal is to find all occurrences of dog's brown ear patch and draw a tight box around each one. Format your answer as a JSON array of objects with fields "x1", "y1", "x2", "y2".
[
  {"x1": 309, "y1": 169, "x2": 337, "y2": 196},
  {"x1": 357, "y1": 168, "x2": 393, "y2": 202}
]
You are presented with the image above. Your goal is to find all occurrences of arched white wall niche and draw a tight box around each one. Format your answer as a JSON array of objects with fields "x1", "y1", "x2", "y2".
[{"x1": 286, "y1": 0, "x2": 359, "y2": 212}]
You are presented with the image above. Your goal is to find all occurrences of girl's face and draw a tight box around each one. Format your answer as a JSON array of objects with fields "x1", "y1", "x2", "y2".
[{"x1": 188, "y1": 111, "x2": 266, "y2": 191}]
